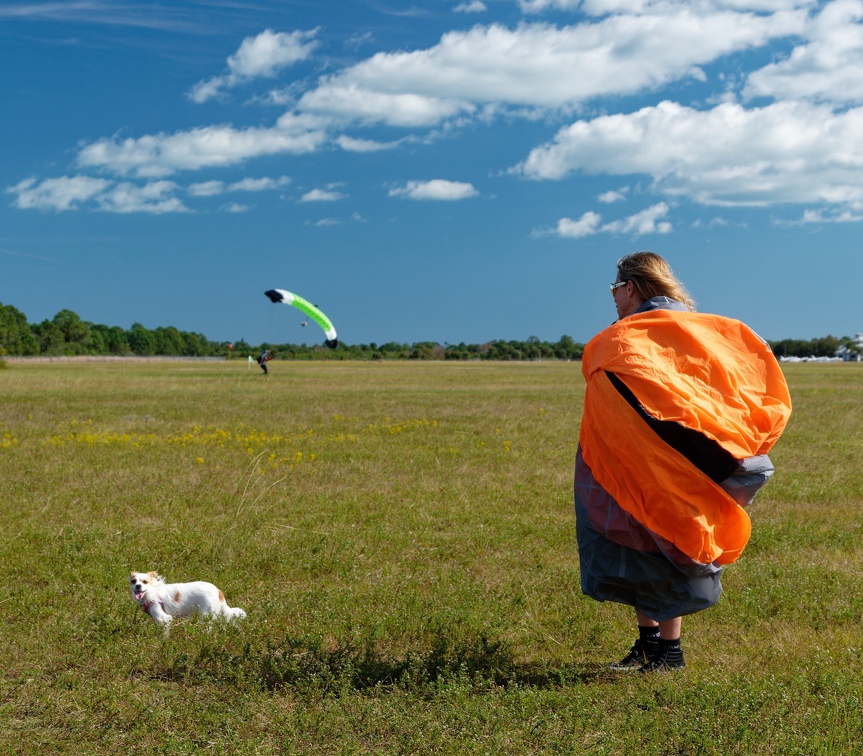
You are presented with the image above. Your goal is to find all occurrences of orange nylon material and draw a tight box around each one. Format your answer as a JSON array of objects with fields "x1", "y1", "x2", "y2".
[{"x1": 579, "y1": 310, "x2": 791, "y2": 564}]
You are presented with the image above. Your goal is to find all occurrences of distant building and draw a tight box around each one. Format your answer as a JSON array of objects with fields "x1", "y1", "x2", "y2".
[{"x1": 835, "y1": 332, "x2": 863, "y2": 361}]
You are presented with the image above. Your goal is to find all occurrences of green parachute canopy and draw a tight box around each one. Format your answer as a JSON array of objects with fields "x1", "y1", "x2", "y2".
[{"x1": 264, "y1": 289, "x2": 338, "y2": 348}]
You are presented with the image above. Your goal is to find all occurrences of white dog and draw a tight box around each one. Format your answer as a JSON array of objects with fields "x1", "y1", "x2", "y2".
[{"x1": 129, "y1": 571, "x2": 246, "y2": 631}]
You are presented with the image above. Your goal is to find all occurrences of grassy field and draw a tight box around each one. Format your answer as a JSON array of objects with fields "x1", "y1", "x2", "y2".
[{"x1": 0, "y1": 359, "x2": 860, "y2": 754}]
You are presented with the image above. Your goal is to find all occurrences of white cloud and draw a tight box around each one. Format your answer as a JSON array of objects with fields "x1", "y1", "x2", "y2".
[
  {"x1": 297, "y1": 9, "x2": 807, "y2": 126},
  {"x1": 520, "y1": 0, "x2": 815, "y2": 14},
  {"x1": 551, "y1": 202, "x2": 671, "y2": 238},
  {"x1": 0, "y1": 2, "x2": 203, "y2": 31},
  {"x1": 187, "y1": 78, "x2": 223, "y2": 105},
  {"x1": 8, "y1": 176, "x2": 191, "y2": 214},
  {"x1": 346, "y1": 31, "x2": 375, "y2": 50},
  {"x1": 13, "y1": 1, "x2": 850, "y2": 220},
  {"x1": 744, "y1": 0, "x2": 863, "y2": 104},
  {"x1": 230, "y1": 176, "x2": 291, "y2": 192},
  {"x1": 601, "y1": 202, "x2": 672, "y2": 234},
  {"x1": 230, "y1": 29, "x2": 318, "y2": 78},
  {"x1": 792, "y1": 207, "x2": 863, "y2": 224},
  {"x1": 554, "y1": 211, "x2": 602, "y2": 237},
  {"x1": 598, "y1": 187, "x2": 629, "y2": 202},
  {"x1": 518, "y1": 100, "x2": 863, "y2": 210},
  {"x1": 76, "y1": 117, "x2": 328, "y2": 177},
  {"x1": 455, "y1": 1, "x2": 487, "y2": 12},
  {"x1": 188, "y1": 176, "x2": 290, "y2": 196},
  {"x1": 7, "y1": 175, "x2": 110, "y2": 211},
  {"x1": 301, "y1": 188, "x2": 346, "y2": 202},
  {"x1": 299, "y1": 84, "x2": 474, "y2": 127},
  {"x1": 96, "y1": 180, "x2": 188, "y2": 214},
  {"x1": 6, "y1": 174, "x2": 296, "y2": 214},
  {"x1": 336, "y1": 135, "x2": 400, "y2": 152},
  {"x1": 518, "y1": 0, "x2": 579, "y2": 11},
  {"x1": 188, "y1": 180, "x2": 225, "y2": 197},
  {"x1": 389, "y1": 179, "x2": 479, "y2": 200},
  {"x1": 189, "y1": 29, "x2": 319, "y2": 103}
]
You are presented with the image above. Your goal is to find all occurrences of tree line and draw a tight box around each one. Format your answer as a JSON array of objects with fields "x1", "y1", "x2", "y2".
[
  {"x1": 0, "y1": 302, "x2": 584, "y2": 361},
  {"x1": 767, "y1": 335, "x2": 859, "y2": 359},
  {"x1": 0, "y1": 301, "x2": 857, "y2": 362}
]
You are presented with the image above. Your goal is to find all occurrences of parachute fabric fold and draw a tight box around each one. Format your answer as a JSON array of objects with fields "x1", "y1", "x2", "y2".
[{"x1": 579, "y1": 309, "x2": 791, "y2": 565}]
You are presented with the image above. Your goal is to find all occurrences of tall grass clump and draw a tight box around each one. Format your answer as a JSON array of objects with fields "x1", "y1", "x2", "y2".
[{"x1": 0, "y1": 359, "x2": 860, "y2": 754}]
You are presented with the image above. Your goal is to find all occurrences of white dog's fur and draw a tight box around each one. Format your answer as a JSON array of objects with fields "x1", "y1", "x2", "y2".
[{"x1": 129, "y1": 571, "x2": 246, "y2": 631}]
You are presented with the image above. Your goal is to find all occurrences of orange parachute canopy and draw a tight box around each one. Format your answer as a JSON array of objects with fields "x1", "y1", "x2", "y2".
[{"x1": 579, "y1": 310, "x2": 791, "y2": 565}]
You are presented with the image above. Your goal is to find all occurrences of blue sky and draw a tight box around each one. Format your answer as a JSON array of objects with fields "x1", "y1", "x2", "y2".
[{"x1": 2, "y1": 0, "x2": 861, "y2": 347}]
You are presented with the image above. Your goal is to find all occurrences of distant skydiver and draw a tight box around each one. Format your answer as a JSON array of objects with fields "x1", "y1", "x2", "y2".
[{"x1": 258, "y1": 349, "x2": 272, "y2": 375}]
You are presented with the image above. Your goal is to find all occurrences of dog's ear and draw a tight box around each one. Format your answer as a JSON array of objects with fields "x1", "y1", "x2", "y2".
[{"x1": 148, "y1": 571, "x2": 159, "y2": 579}]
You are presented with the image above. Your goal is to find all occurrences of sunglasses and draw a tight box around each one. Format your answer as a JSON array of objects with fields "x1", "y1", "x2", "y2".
[{"x1": 610, "y1": 280, "x2": 628, "y2": 294}]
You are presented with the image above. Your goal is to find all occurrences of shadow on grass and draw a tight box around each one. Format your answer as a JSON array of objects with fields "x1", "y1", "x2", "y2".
[{"x1": 154, "y1": 631, "x2": 609, "y2": 693}]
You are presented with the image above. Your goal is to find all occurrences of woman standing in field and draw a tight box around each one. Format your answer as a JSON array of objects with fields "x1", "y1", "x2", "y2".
[{"x1": 575, "y1": 252, "x2": 791, "y2": 672}]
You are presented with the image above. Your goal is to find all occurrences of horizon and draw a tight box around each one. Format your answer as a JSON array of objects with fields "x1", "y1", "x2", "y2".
[{"x1": 3, "y1": 297, "x2": 858, "y2": 355}]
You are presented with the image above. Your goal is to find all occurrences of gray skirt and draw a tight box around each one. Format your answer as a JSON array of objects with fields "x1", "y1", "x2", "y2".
[
  {"x1": 574, "y1": 450, "x2": 723, "y2": 622},
  {"x1": 575, "y1": 495, "x2": 722, "y2": 621}
]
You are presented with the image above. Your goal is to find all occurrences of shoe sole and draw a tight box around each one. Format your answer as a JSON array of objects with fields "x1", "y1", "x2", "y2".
[
  {"x1": 609, "y1": 663, "x2": 643, "y2": 671},
  {"x1": 639, "y1": 663, "x2": 685, "y2": 673}
]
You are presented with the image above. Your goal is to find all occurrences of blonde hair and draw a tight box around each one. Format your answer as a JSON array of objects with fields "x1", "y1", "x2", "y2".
[{"x1": 616, "y1": 251, "x2": 696, "y2": 311}]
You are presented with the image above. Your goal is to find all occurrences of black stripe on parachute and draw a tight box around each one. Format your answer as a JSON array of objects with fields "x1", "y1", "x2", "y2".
[{"x1": 605, "y1": 371, "x2": 738, "y2": 484}]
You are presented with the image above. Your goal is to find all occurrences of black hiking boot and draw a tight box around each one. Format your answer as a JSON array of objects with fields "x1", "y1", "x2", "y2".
[
  {"x1": 639, "y1": 643, "x2": 685, "y2": 672},
  {"x1": 609, "y1": 638, "x2": 658, "y2": 671}
]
